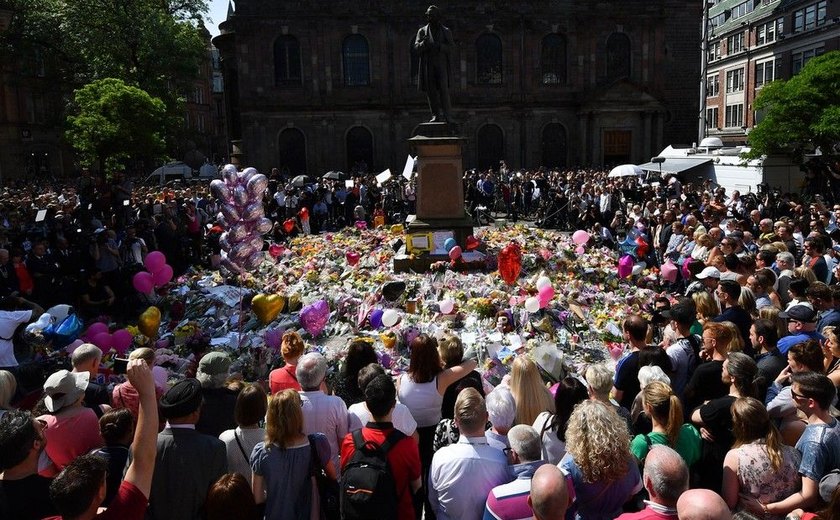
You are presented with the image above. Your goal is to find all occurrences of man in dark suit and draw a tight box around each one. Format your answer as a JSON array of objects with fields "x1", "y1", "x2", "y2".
[
  {"x1": 146, "y1": 378, "x2": 227, "y2": 520},
  {"x1": 414, "y1": 5, "x2": 453, "y2": 122}
]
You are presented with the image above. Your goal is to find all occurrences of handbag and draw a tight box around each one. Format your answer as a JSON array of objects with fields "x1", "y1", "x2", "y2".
[{"x1": 308, "y1": 435, "x2": 340, "y2": 520}]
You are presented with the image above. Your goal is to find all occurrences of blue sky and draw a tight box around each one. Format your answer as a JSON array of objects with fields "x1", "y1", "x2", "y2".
[{"x1": 204, "y1": 0, "x2": 230, "y2": 36}]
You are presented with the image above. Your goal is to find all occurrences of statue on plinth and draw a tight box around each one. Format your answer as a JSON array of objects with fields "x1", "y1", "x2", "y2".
[{"x1": 414, "y1": 5, "x2": 453, "y2": 123}]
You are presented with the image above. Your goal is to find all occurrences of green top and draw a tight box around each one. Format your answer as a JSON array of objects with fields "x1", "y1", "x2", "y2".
[
  {"x1": 631, "y1": 423, "x2": 702, "y2": 467},
  {"x1": 689, "y1": 320, "x2": 703, "y2": 336}
]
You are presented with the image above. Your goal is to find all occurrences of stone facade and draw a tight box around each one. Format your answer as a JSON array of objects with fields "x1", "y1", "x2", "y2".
[{"x1": 214, "y1": 0, "x2": 702, "y2": 174}]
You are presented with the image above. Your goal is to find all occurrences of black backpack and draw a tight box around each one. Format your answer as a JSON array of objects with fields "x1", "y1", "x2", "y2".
[{"x1": 340, "y1": 428, "x2": 405, "y2": 520}]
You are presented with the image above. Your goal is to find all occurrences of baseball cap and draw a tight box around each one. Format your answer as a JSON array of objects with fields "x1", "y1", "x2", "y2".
[
  {"x1": 696, "y1": 267, "x2": 721, "y2": 280},
  {"x1": 779, "y1": 304, "x2": 818, "y2": 323}
]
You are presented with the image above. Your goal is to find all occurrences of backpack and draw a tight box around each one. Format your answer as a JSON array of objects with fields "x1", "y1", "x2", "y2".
[{"x1": 340, "y1": 428, "x2": 405, "y2": 520}]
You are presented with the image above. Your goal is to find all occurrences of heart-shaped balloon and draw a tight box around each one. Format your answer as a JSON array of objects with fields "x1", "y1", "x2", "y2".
[
  {"x1": 252, "y1": 293, "x2": 284, "y2": 324},
  {"x1": 138, "y1": 306, "x2": 161, "y2": 338},
  {"x1": 283, "y1": 219, "x2": 296, "y2": 234},
  {"x1": 346, "y1": 251, "x2": 360, "y2": 266},
  {"x1": 498, "y1": 242, "x2": 522, "y2": 285},
  {"x1": 269, "y1": 244, "x2": 284, "y2": 258},
  {"x1": 465, "y1": 235, "x2": 480, "y2": 251},
  {"x1": 300, "y1": 300, "x2": 330, "y2": 337}
]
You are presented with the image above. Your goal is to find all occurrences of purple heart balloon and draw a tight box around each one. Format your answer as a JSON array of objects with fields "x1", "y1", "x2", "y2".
[{"x1": 300, "y1": 300, "x2": 330, "y2": 337}]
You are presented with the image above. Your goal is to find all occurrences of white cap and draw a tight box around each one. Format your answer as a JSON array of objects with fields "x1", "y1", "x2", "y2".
[{"x1": 696, "y1": 266, "x2": 721, "y2": 280}]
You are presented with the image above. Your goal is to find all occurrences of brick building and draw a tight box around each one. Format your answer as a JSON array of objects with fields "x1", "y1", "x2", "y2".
[
  {"x1": 213, "y1": 0, "x2": 702, "y2": 174},
  {"x1": 703, "y1": 0, "x2": 840, "y2": 145}
]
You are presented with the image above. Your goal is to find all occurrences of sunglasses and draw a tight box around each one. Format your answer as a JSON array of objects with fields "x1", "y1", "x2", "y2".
[{"x1": 791, "y1": 388, "x2": 807, "y2": 400}]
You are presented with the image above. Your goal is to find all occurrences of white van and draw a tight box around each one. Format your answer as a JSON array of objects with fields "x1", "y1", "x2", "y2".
[{"x1": 144, "y1": 162, "x2": 195, "y2": 186}]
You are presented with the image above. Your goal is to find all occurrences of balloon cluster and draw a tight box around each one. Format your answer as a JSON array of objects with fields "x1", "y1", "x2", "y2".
[
  {"x1": 83, "y1": 322, "x2": 133, "y2": 355},
  {"x1": 368, "y1": 308, "x2": 401, "y2": 329},
  {"x1": 443, "y1": 237, "x2": 462, "y2": 261},
  {"x1": 132, "y1": 251, "x2": 173, "y2": 294},
  {"x1": 210, "y1": 165, "x2": 272, "y2": 273},
  {"x1": 571, "y1": 230, "x2": 590, "y2": 254},
  {"x1": 524, "y1": 275, "x2": 555, "y2": 313}
]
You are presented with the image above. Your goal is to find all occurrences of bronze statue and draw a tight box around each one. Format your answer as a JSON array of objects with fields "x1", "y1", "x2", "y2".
[{"x1": 414, "y1": 5, "x2": 453, "y2": 123}]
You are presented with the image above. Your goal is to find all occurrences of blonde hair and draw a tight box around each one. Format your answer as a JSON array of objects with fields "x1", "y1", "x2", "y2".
[
  {"x1": 731, "y1": 397, "x2": 785, "y2": 471},
  {"x1": 454, "y1": 387, "x2": 487, "y2": 432},
  {"x1": 692, "y1": 291, "x2": 719, "y2": 320},
  {"x1": 642, "y1": 382, "x2": 683, "y2": 447},
  {"x1": 738, "y1": 286, "x2": 756, "y2": 317},
  {"x1": 758, "y1": 306, "x2": 786, "y2": 339},
  {"x1": 510, "y1": 356, "x2": 555, "y2": 425},
  {"x1": 0, "y1": 370, "x2": 16, "y2": 409},
  {"x1": 565, "y1": 401, "x2": 631, "y2": 483},
  {"x1": 281, "y1": 331, "x2": 305, "y2": 360},
  {"x1": 794, "y1": 266, "x2": 817, "y2": 285},
  {"x1": 129, "y1": 347, "x2": 155, "y2": 363},
  {"x1": 720, "y1": 321, "x2": 744, "y2": 353},
  {"x1": 265, "y1": 389, "x2": 303, "y2": 448},
  {"x1": 437, "y1": 334, "x2": 464, "y2": 368}
]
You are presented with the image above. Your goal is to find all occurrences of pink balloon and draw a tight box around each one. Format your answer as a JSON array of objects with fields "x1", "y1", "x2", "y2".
[
  {"x1": 572, "y1": 230, "x2": 590, "y2": 245},
  {"x1": 152, "y1": 366, "x2": 169, "y2": 392},
  {"x1": 538, "y1": 285, "x2": 555, "y2": 302},
  {"x1": 448, "y1": 246, "x2": 462, "y2": 260},
  {"x1": 575, "y1": 245, "x2": 585, "y2": 255},
  {"x1": 661, "y1": 260, "x2": 679, "y2": 283},
  {"x1": 133, "y1": 271, "x2": 154, "y2": 293},
  {"x1": 112, "y1": 329, "x2": 133, "y2": 355},
  {"x1": 618, "y1": 255, "x2": 634, "y2": 278},
  {"x1": 86, "y1": 322, "x2": 109, "y2": 339},
  {"x1": 65, "y1": 339, "x2": 85, "y2": 355},
  {"x1": 152, "y1": 264, "x2": 174, "y2": 287},
  {"x1": 92, "y1": 332, "x2": 113, "y2": 350},
  {"x1": 144, "y1": 251, "x2": 167, "y2": 273}
]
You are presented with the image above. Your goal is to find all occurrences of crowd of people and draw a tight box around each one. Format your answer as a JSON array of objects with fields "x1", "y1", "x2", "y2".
[{"x1": 2, "y1": 162, "x2": 840, "y2": 520}]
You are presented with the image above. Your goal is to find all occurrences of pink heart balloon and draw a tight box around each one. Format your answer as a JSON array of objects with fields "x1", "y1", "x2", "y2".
[{"x1": 300, "y1": 300, "x2": 330, "y2": 337}]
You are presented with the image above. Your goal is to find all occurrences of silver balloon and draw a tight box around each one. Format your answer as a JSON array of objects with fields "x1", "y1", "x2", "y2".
[
  {"x1": 247, "y1": 234, "x2": 264, "y2": 252},
  {"x1": 229, "y1": 223, "x2": 248, "y2": 242},
  {"x1": 241, "y1": 202, "x2": 264, "y2": 221},
  {"x1": 242, "y1": 167, "x2": 258, "y2": 184},
  {"x1": 233, "y1": 185, "x2": 248, "y2": 207},
  {"x1": 230, "y1": 242, "x2": 256, "y2": 262},
  {"x1": 243, "y1": 250, "x2": 264, "y2": 270},
  {"x1": 219, "y1": 232, "x2": 231, "y2": 252},
  {"x1": 222, "y1": 164, "x2": 238, "y2": 184},
  {"x1": 255, "y1": 218, "x2": 273, "y2": 235},
  {"x1": 246, "y1": 174, "x2": 268, "y2": 198},
  {"x1": 221, "y1": 204, "x2": 240, "y2": 223},
  {"x1": 209, "y1": 179, "x2": 230, "y2": 201}
]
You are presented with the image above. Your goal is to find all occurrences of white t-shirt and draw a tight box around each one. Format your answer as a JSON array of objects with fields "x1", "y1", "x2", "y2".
[
  {"x1": 0, "y1": 310, "x2": 32, "y2": 366},
  {"x1": 532, "y1": 411, "x2": 567, "y2": 465},
  {"x1": 219, "y1": 426, "x2": 265, "y2": 485},
  {"x1": 347, "y1": 402, "x2": 417, "y2": 436}
]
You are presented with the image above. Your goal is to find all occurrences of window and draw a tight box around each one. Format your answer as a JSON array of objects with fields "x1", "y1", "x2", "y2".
[
  {"x1": 756, "y1": 20, "x2": 778, "y2": 45},
  {"x1": 755, "y1": 60, "x2": 775, "y2": 87},
  {"x1": 606, "y1": 33, "x2": 631, "y2": 80},
  {"x1": 730, "y1": 1, "x2": 753, "y2": 20},
  {"x1": 476, "y1": 124, "x2": 504, "y2": 170},
  {"x1": 193, "y1": 87, "x2": 204, "y2": 104},
  {"x1": 342, "y1": 34, "x2": 370, "y2": 86},
  {"x1": 727, "y1": 32, "x2": 744, "y2": 54},
  {"x1": 708, "y1": 41, "x2": 721, "y2": 62},
  {"x1": 792, "y1": 46, "x2": 825, "y2": 74},
  {"x1": 274, "y1": 35, "x2": 302, "y2": 86},
  {"x1": 279, "y1": 128, "x2": 307, "y2": 175},
  {"x1": 725, "y1": 104, "x2": 744, "y2": 127},
  {"x1": 726, "y1": 68, "x2": 744, "y2": 92},
  {"x1": 476, "y1": 34, "x2": 503, "y2": 84},
  {"x1": 346, "y1": 126, "x2": 373, "y2": 171},
  {"x1": 793, "y1": 1, "x2": 827, "y2": 32},
  {"x1": 706, "y1": 107, "x2": 719, "y2": 129},
  {"x1": 541, "y1": 34, "x2": 567, "y2": 85},
  {"x1": 709, "y1": 13, "x2": 728, "y2": 30},
  {"x1": 706, "y1": 74, "x2": 719, "y2": 96}
]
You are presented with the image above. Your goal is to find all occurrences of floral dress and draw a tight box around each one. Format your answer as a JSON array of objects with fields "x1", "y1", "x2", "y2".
[{"x1": 734, "y1": 441, "x2": 801, "y2": 520}]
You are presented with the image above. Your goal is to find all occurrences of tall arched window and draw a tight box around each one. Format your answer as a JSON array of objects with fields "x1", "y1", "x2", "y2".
[
  {"x1": 476, "y1": 124, "x2": 504, "y2": 170},
  {"x1": 278, "y1": 128, "x2": 307, "y2": 175},
  {"x1": 541, "y1": 123, "x2": 567, "y2": 168},
  {"x1": 476, "y1": 34, "x2": 503, "y2": 85},
  {"x1": 346, "y1": 126, "x2": 373, "y2": 171},
  {"x1": 274, "y1": 35, "x2": 302, "y2": 86},
  {"x1": 342, "y1": 34, "x2": 370, "y2": 86},
  {"x1": 606, "y1": 33, "x2": 631, "y2": 80},
  {"x1": 541, "y1": 34, "x2": 567, "y2": 85}
]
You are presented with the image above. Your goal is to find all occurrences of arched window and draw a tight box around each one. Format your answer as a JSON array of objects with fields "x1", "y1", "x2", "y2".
[
  {"x1": 278, "y1": 128, "x2": 307, "y2": 175},
  {"x1": 476, "y1": 34, "x2": 503, "y2": 85},
  {"x1": 476, "y1": 124, "x2": 504, "y2": 170},
  {"x1": 342, "y1": 34, "x2": 370, "y2": 86},
  {"x1": 346, "y1": 126, "x2": 373, "y2": 172},
  {"x1": 606, "y1": 33, "x2": 631, "y2": 80},
  {"x1": 541, "y1": 123, "x2": 567, "y2": 168},
  {"x1": 541, "y1": 34, "x2": 567, "y2": 85},
  {"x1": 274, "y1": 35, "x2": 301, "y2": 86}
]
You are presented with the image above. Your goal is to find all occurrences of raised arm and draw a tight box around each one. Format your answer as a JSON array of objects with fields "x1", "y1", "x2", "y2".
[{"x1": 123, "y1": 359, "x2": 158, "y2": 498}]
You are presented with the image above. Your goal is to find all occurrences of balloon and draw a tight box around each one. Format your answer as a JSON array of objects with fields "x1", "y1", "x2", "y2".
[
  {"x1": 138, "y1": 306, "x2": 161, "y2": 338},
  {"x1": 632, "y1": 261, "x2": 647, "y2": 276},
  {"x1": 220, "y1": 203, "x2": 240, "y2": 223},
  {"x1": 619, "y1": 236, "x2": 639, "y2": 257},
  {"x1": 252, "y1": 293, "x2": 284, "y2": 324},
  {"x1": 85, "y1": 322, "x2": 109, "y2": 339},
  {"x1": 92, "y1": 332, "x2": 113, "y2": 350},
  {"x1": 635, "y1": 236, "x2": 650, "y2": 258},
  {"x1": 369, "y1": 309, "x2": 384, "y2": 329},
  {"x1": 439, "y1": 299, "x2": 455, "y2": 314},
  {"x1": 209, "y1": 179, "x2": 231, "y2": 201},
  {"x1": 112, "y1": 329, "x2": 133, "y2": 355},
  {"x1": 247, "y1": 173, "x2": 268, "y2": 198},
  {"x1": 524, "y1": 297, "x2": 540, "y2": 313},
  {"x1": 241, "y1": 167, "x2": 258, "y2": 183},
  {"x1": 300, "y1": 300, "x2": 330, "y2": 337},
  {"x1": 221, "y1": 257, "x2": 243, "y2": 274},
  {"x1": 47, "y1": 304, "x2": 73, "y2": 324},
  {"x1": 233, "y1": 185, "x2": 248, "y2": 206},
  {"x1": 465, "y1": 235, "x2": 480, "y2": 251},
  {"x1": 65, "y1": 339, "x2": 85, "y2": 355},
  {"x1": 381, "y1": 309, "x2": 400, "y2": 327},
  {"x1": 346, "y1": 251, "x2": 360, "y2": 266},
  {"x1": 443, "y1": 238, "x2": 457, "y2": 252},
  {"x1": 35, "y1": 313, "x2": 52, "y2": 328},
  {"x1": 229, "y1": 222, "x2": 248, "y2": 242},
  {"x1": 618, "y1": 255, "x2": 634, "y2": 278},
  {"x1": 572, "y1": 230, "x2": 590, "y2": 245},
  {"x1": 152, "y1": 264, "x2": 174, "y2": 287},
  {"x1": 222, "y1": 164, "x2": 238, "y2": 184},
  {"x1": 144, "y1": 251, "x2": 166, "y2": 274},
  {"x1": 255, "y1": 218, "x2": 273, "y2": 235},
  {"x1": 498, "y1": 243, "x2": 522, "y2": 285},
  {"x1": 247, "y1": 234, "x2": 264, "y2": 252},
  {"x1": 241, "y1": 202, "x2": 265, "y2": 222},
  {"x1": 152, "y1": 366, "x2": 169, "y2": 392},
  {"x1": 132, "y1": 272, "x2": 153, "y2": 293},
  {"x1": 538, "y1": 285, "x2": 555, "y2": 302},
  {"x1": 283, "y1": 219, "x2": 296, "y2": 234},
  {"x1": 575, "y1": 245, "x2": 585, "y2": 255},
  {"x1": 448, "y1": 246, "x2": 462, "y2": 260},
  {"x1": 269, "y1": 244, "x2": 284, "y2": 258},
  {"x1": 229, "y1": 242, "x2": 256, "y2": 262},
  {"x1": 536, "y1": 276, "x2": 552, "y2": 291},
  {"x1": 243, "y1": 250, "x2": 264, "y2": 270},
  {"x1": 661, "y1": 260, "x2": 679, "y2": 283}
]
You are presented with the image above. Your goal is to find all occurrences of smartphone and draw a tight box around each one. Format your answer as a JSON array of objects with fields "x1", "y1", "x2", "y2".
[{"x1": 113, "y1": 357, "x2": 128, "y2": 375}]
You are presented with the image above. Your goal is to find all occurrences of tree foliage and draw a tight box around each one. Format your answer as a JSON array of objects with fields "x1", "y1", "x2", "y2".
[
  {"x1": 66, "y1": 78, "x2": 168, "y2": 171},
  {"x1": 748, "y1": 51, "x2": 840, "y2": 159}
]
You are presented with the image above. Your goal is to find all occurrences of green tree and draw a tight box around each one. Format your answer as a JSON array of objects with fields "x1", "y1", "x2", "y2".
[
  {"x1": 66, "y1": 78, "x2": 168, "y2": 172},
  {"x1": 748, "y1": 51, "x2": 840, "y2": 159}
]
